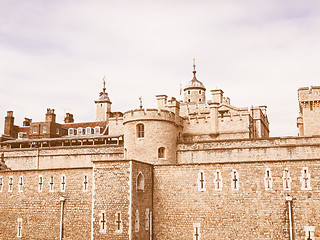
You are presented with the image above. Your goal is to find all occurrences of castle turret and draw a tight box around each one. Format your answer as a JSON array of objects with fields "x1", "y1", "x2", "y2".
[
  {"x1": 95, "y1": 76, "x2": 112, "y2": 121},
  {"x1": 183, "y1": 60, "x2": 206, "y2": 103},
  {"x1": 297, "y1": 86, "x2": 320, "y2": 136},
  {"x1": 123, "y1": 108, "x2": 182, "y2": 164}
]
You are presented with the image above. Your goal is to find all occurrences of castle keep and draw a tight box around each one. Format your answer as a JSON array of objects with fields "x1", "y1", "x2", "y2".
[{"x1": 0, "y1": 64, "x2": 319, "y2": 240}]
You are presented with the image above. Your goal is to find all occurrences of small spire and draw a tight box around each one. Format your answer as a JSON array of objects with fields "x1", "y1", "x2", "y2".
[
  {"x1": 102, "y1": 75, "x2": 106, "y2": 93},
  {"x1": 193, "y1": 58, "x2": 197, "y2": 78},
  {"x1": 139, "y1": 96, "x2": 143, "y2": 109}
]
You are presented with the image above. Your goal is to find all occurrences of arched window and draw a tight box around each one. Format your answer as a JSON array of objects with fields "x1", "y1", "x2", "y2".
[
  {"x1": 136, "y1": 172, "x2": 144, "y2": 192},
  {"x1": 158, "y1": 147, "x2": 165, "y2": 159},
  {"x1": 136, "y1": 124, "x2": 144, "y2": 138}
]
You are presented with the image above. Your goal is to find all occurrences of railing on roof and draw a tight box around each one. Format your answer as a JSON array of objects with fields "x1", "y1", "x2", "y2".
[{"x1": 0, "y1": 135, "x2": 124, "y2": 149}]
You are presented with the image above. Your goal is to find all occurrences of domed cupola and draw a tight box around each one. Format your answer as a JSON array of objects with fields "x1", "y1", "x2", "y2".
[
  {"x1": 95, "y1": 76, "x2": 112, "y2": 121},
  {"x1": 184, "y1": 59, "x2": 206, "y2": 103}
]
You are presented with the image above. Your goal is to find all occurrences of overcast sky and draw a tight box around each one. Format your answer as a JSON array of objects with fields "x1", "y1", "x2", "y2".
[{"x1": 1, "y1": 1, "x2": 320, "y2": 137}]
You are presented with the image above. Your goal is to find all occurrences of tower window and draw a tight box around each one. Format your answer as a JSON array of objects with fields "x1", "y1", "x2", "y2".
[
  {"x1": 17, "y1": 218, "x2": 22, "y2": 238},
  {"x1": 0, "y1": 177, "x2": 3, "y2": 192},
  {"x1": 231, "y1": 170, "x2": 239, "y2": 190},
  {"x1": 8, "y1": 176, "x2": 13, "y2": 192},
  {"x1": 60, "y1": 175, "x2": 66, "y2": 192},
  {"x1": 214, "y1": 170, "x2": 222, "y2": 191},
  {"x1": 264, "y1": 168, "x2": 273, "y2": 190},
  {"x1": 83, "y1": 175, "x2": 88, "y2": 192},
  {"x1": 301, "y1": 167, "x2": 311, "y2": 190},
  {"x1": 188, "y1": 99, "x2": 191, "y2": 102},
  {"x1": 199, "y1": 99, "x2": 201, "y2": 102},
  {"x1": 188, "y1": 91, "x2": 190, "y2": 94},
  {"x1": 115, "y1": 212, "x2": 123, "y2": 233},
  {"x1": 199, "y1": 90, "x2": 202, "y2": 94},
  {"x1": 135, "y1": 209, "x2": 139, "y2": 232},
  {"x1": 283, "y1": 168, "x2": 291, "y2": 190},
  {"x1": 136, "y1": 124, "x2": 144, "y2": 138},
  {"x1": 158, "y1": 147, "x2": 165, "y2": 159},
  {"x1": 136, "y1": 172, "x2": 144, "y2": 192},
  {"x1": 99, "y1": 210, "x2": 107, "y2": 233},
  {"x1": 38, "y1": 175, "x2": 43, "y2": 192}
]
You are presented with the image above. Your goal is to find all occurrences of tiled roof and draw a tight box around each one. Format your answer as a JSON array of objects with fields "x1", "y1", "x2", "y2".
[{"x1": 61, "y1": 121, "x2": 108, "y2": 129}]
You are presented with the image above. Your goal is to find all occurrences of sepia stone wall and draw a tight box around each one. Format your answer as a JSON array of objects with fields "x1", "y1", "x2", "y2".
[
  {"x1": 92, "y1": 160, "x2": 153, "y2": 240},
  {"x1": 1, "y1": 145, "x2": 124, "y2": 170},
  {"x1": 0, "y1": 167, "x2": 92, "y2": 240},
  {"x1": 153, "y1": 160, "x2": 320, "y2": 239}
]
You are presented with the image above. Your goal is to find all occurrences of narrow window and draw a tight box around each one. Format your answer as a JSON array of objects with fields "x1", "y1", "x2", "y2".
[
  {"x1": 199, "y1": 99, "x2": 201, "y2": 102},
  {"x1": 83, "y1": 175, "x2": 88, "y2": 192},
  {"x1": 135, "y1": 209, "x2": 139, "y2": 232},
  {"x1": 282, "y1": 168, "x2": 291, "y2": 190},
  {"x1": 18, "y1": 176, "x2": 23, "y2": 192},
  {"x1": 199, "y1": 90, "x2": 202, "y2": 94},
  {"x1": 193, "y1": 223, "x2": 201, "y2": 240},
  {"x1": 198, "y1": 170, "x2": 206, "y2": 191},
  {"x1": 56, "y1": 128, "x2": 60, "y2": 135},
  {"x1": 94, "y1": 126, "x2": 101, "y2": 134},
  {"x1": 264, "y1": 168, "x2": 273, "y2": 190},
  {"x1": 188, "y1": 90, "x2": 190, "y2": 94},
  {"x1": 137, "y1": 172, "x2": 144, "y2": 192},
  {"x1": 231, "y1": 170, "x2": 239, "y2": 190},
  {"x1": 33, "y1": 126, "x2": 37, "y2": 134},
  {"x1": 158, "y1": 147, "x2": 165, "y2": 159},
  {"x1": 68, "y1": 128, "x2": 74, "y2": 136},
  {"x1": 42, "y1": 126, "x2": 47, "y2": 134},
  {"x1": 38, "y1": 175, "x2": 43, "y2": 192},
  {"x1": 214, "y1": 170, "x2": 222, "y2": 191},
  {"x1": 301, "y1": 167, "x2": 311, "y2": 190},
  {"x1": 8, "y1": 176, "x2": 13, "y2": 192},
  {"x1": 99, "y1": 210, "x2": 107, "y2": 233},
  {"x1": 310, "y1": 101, "x2": 313, "y2": 111},
  {"x1": 136, "y1": 124, "x2": 144, "y2": 138},
  {"x1": 61, "y1": 175, "x2": 66, "y2": 192},
  {"x1": 17, "y1": 218, "x2": 22, "y2": 238},
  {"x1": 0, "y1": 177, "x2": 3, "y2": 192},
  {"x1": 145, "y1": 208, "x2": 150, "y2": 231},
  {"x1": 115, "y1": 212, "x2": 123, "y2": 233},
  {"x1": 304, "y1": 226, "x2": 315, "y2": 240},
  {"x1": 188, "y1": 99, "x2": 191, "y2": 102},
  {"x1": 49, "y1": 176, "x2": 54, "y2": 192}
]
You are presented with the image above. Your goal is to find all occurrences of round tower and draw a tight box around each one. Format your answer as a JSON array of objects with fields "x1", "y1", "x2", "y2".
[
  {"x1": 123, "y1": 108, "x2": 180, "y2": 164},
  {"x1": 183, "y1": 59, "x2": 206, "y2": 103}
]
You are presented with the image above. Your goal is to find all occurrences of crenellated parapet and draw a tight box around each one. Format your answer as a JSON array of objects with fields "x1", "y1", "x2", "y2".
[
  {"x1": 297, "y1": 86, "x2": 320, "y2": 136},
  {"x1": 123, "y1": 108, "x2": 182, "y2": 126}
]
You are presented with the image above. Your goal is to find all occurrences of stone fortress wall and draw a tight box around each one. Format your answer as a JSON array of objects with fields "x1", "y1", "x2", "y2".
[{"x1": 1, "y1": 66, "x2": 320, "y2": 239}]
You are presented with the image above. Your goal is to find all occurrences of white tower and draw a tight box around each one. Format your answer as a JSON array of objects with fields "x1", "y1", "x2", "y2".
[{"x1": 95, "y1": 76, "x2": 112, "y2": 121}]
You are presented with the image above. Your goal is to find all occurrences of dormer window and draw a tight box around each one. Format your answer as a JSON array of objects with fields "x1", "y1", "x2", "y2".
[
  {"x1": 86, "y1": 127, "x2": 92, "y2": 135},
  {"x1": 18, "y1": 132, "x2": 24, "y2": 139},
  {"x1": 77, "y1": 127, "x2": 83, "y2": 135},
  {"x1": 68, "y1": 128, "x2": 74, "y2": 136},
  {"x1": 94, "y1": 126, "x2": 101, "y2": 134}
]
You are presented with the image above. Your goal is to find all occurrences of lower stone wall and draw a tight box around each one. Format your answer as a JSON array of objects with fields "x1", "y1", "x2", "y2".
[
  {"x1": 0, "y1": 167, "x2": 92, "y2": 240},
  {"x1": 153, "y1": 160, "x2": 320, "y2": 239}
]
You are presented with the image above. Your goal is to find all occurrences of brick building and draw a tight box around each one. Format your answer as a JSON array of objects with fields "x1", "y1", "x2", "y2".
[{"x1": 0, "y1": 63, "x2": 319, "y2": 239}]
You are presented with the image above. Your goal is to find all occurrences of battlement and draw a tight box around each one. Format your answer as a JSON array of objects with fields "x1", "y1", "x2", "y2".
[
  {"x1": 123, "y1": 108, "x2": 181, "y2": 125},
  {"x1": 298, "y1": 86, "x2": 320, "y2": 102}
]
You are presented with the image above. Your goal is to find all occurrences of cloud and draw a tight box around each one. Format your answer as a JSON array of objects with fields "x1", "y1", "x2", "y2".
[{"x1": 1, "y1": 1, "x2": 320, "y2": 136}]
